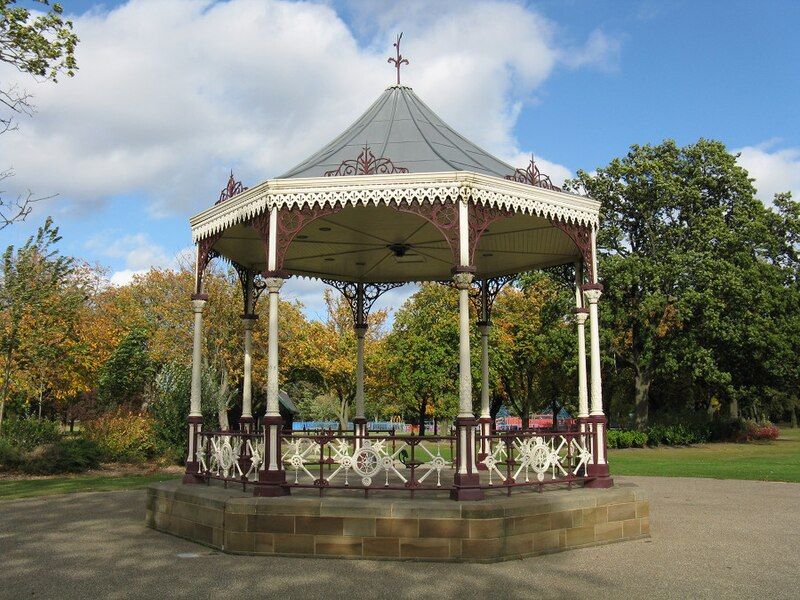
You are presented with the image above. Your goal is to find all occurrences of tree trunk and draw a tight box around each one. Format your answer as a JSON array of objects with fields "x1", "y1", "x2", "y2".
[
  {"x1": 418, "y1": 397, "x2": 427, "y2": 436},
  {"x1": 551, "y1": 398, "x2": 558, "y2": 430},
  {"x1": 791, "y1": 405, "x2": 798, "y2": 429},
  {"x1": 0, "y1": 346, "x2": 14, "y2": 433},
  {"x1": 729, "y1": 395, "x2": 739, "y2": 420},
  {"x1": 633, "y1": 367, "x2": 651, "y2": 430}
]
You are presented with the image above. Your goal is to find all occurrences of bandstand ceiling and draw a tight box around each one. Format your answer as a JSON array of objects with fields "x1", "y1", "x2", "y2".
[{"x1": 211, "y1": 205, "x2": 581, "y2": 283}]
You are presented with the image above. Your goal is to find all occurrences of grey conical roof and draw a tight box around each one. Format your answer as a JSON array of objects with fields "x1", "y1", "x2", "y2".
[{"x1": 279, "y1": 85, "x2": 515, "y2": 179}]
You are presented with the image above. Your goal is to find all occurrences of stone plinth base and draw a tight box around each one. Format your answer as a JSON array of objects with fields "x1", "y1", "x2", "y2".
[{"x1": 146, "y1": 480, "x2": 649, "y2": 562}]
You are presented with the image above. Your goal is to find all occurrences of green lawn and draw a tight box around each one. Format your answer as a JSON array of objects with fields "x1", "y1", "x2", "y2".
[
  {"x1": 0, "y1": 473, "x2": 180, "y2": 500},
  {"x1": 609, "y1": 427, "x2": 800, "y2": 482}
]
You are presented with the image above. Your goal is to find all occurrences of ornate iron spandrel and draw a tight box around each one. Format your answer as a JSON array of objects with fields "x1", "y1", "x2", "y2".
[
  {"x1": 233, "y1": 263, "x2": 268, "y2": 314},
  {"x1": 468, "y1": 202, "x2": 514, "y2": 265},
  {"x1": 196, "y1": 232, "x2": 223, "y2": 294},
  {"x1": 391, "y1": 199, "x2": 460, "y2": 264},
  {"x1": 506, "y1": 156, "x2": 561, "y2": 191},
  {"x1": 275, "y1": 204, "x2": 342, "y2": 272},
  {"x1": 324, "y1": 145, "x2": 409, "y2": 177},
  {"x1": 323, "y1": 280, "x2": 405, "y2": 327},
  {"x1": 475, "y1": 275, "x2": 516, "y2": 322},
  {"x1": 550, "y1": 218, "x2": 594, "y2": 283}
]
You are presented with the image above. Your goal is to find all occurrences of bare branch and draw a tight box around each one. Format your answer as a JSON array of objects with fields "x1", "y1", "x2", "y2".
[{"x1": 0, "y1": 172, "x2": 57, "y2": 230}]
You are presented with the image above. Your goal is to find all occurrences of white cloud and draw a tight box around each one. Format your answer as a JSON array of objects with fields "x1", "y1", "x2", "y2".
[
  {"x1": 86, "y1": 231, "x2": 179, "y2": 284},
  {"x1": 735, "y1": 140, "x2": 800, "y2": 203},
  {"x1": 0, "y1": 0, "x2": 615, "y2": 217}
]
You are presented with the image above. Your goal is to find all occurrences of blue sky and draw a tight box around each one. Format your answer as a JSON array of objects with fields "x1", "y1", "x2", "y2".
[{"x1": 2, "y1": 0, "x2": 799, "y2": 319}]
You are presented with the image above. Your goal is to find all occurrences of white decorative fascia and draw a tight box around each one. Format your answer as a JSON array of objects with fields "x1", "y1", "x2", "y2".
[{"x1": 189, "y1": 171, "x2": 600, "y2": 243}]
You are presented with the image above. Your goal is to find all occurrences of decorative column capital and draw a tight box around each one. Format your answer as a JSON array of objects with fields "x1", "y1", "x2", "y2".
[
  {"x1": 355, "y1": 324, "x2": 368, "y2": 339},
  {"x1": 477, "y1": 321, "x2": 491, "y2": 335},
  {"x1": 265, "y1": 277, "x2": 284, "y2": 293},
  {"x1": 452, "y1": 271, "x2": 474, "y2": 290},
  {"x1": 191, "y1": 298, "x2": 207, "y2": 313},
  {"x1": 572, "y1": 307, "x2": 589, "y2": 325},
  {"x1": 582, "y1": 284, "x2": 603, "y2": 304},
  {"x1": 242, "y1": 316, "x2": 256, "y2": 330}
]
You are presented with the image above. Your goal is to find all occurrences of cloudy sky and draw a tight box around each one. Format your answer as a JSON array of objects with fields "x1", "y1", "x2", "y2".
[{"x1": 1, "y1": 0, "x2": 799, "y2": 319}]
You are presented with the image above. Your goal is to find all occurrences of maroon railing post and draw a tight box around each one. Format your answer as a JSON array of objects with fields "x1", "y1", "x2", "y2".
[
  {"x1": 182, "y1": 415, "x2": 204, "y2": 484},
  {"x1": 255, "y1": 416, "x2": 290, "y2": 496},
  {"x1": 584, "y1": 415, "x2": 614, "y2": 488}
]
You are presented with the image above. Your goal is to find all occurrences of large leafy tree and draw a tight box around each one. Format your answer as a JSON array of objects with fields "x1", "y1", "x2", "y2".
[
  {"x1": 492, "y1": 273, "x2": 576, "y2": 428},
  {"x1": 568, "y1": 139, "x2": 797, "y2": 427},
  {"x1": 384, "y1": 284, "x2": 460, "y2": 434},
  {"x1": 0, "y1": 218, "x2": 73, "y2": 429}
]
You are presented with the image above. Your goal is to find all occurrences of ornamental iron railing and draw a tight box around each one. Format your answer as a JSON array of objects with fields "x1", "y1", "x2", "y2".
[{"x1": 195, "y1": 427, "x2": 592, "y2": 496}]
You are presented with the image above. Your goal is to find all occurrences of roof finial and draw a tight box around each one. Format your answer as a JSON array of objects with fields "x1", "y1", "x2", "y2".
[{"x1": 388, "y1": 32, "x2": 409, "y2": 86}]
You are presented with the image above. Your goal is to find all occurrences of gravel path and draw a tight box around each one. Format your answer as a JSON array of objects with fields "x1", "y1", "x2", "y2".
[{"x1": 1, "y1": 476, "x2": 797, "y2": 599}]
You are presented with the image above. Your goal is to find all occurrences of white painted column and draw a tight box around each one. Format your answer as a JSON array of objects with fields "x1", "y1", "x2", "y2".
[
  {"x1": 355, "y1": 326, "x2": 366, "y2": 420},
  {"x1": 585, "y1": 287, "x2": 603, "y2": 417},
  {"x1": 454, "y1": 271, "x2": 474, "y2": 419},
  {"x1": 265, "y1": 277, "x2": 283, "y2": 419},
  {"x1": 241, "y1": 316, "x2": 255, "y2": 420},
  {"x1": 575, "y1": 311, "x2": 589, "y2": 419},
  {"x1": 190, "y1": 298, "x2": 206, "y2": 417},
  {"x1": 479, "y1": 323, "x2": 490, "y2": 419}
]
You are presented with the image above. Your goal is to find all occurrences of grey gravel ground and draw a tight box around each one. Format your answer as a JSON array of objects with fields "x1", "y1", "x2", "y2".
[{"x1": 1, "y1": 476, "x2": 798, "y2": 600}]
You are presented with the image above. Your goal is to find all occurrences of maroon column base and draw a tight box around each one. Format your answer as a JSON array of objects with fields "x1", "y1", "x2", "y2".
[
  {"x1": 450, "y1": 472, "x2": 484, "y2": 500},
  {"x1": 239, "y1": 416, "x2": 254, "y2": 433},
  {"x1": 182, "y1": 461, "x2": 204, "y2": 484},
  {"x1": 254, "y1": 469, "x2": 290, "y2": 497},
  {"x1": 585, "y1": 463, "x2": 614, "y2": 488}
]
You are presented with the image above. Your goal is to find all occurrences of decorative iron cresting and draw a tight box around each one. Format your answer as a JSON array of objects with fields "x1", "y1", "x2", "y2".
[
  {"x1": 506, "y1": 156, "x2": 561, "y2": 191},
  {"x1": 388, "y1": 32, "x2": 409, "y2": 86},
  {"x1": 216, "y1": 171, "x2": 248, "y2": 205},
  {"x1": 324, "y1": 145, "x2": 409, "y2": 177}
]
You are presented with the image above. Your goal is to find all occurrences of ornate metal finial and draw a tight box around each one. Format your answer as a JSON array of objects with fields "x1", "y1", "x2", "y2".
[
  {"x1": 506, "y1": 155, "x2": 561, "y2": 191},
  {"x1": 216, "y1": 170, "x2": 248, "y2": 204},
  {"x1": 388, "y1": 32, "x2": 409, "y2": 86},
  {"x1": 324, "y1": 145, "x2": 409, "y2": 177}
]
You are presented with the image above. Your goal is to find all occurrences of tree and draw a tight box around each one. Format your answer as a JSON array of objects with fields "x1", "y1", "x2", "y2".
[
  {"x1": 0, "y1": 217, "x2": 73, "y2": 430},
  {"x1": 492, "y1": 273, "x2": 576, "y2": 428},
  {"x1": 568, "y1": 139, "x2": 797, "y2": 427},
  {"x1": 294, "y1": 290, "x2": 389, "y2": 427},
  {"x1": 1, "y1": 0, "x2": 78, "y2": 229},
  {"x1": 385, "y1": 284, "x2": 460, "y2": 434},
  {"x1": 97, "y1": 327, "x2": 154, "y2": 409}
]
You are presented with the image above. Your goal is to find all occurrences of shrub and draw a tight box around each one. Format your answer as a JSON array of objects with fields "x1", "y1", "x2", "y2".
[
  {"x1": 708, "y1": 418, "x2": 747, "y2": 442},
  {"x1": 82, "y1": 408, "x2": 157, "y2": 463},
  {"x1": 646, "y1": 423, "x2": 704, "y2": 447},
  {"x1": 744, "y1": 420, "x2": 780, "y2": 441},
  {"x1": 22, "y1": 438, "x2": 102, "y2": 475},
  {"x1": 1, "y1": 418, "x2": 60, "y2": 451},
  {"x1": 0, "y1": 436, "x2": 24, "y2": 470},
  {"x1": 607, "y1": 429, "x2": 648, "y2": 449}
]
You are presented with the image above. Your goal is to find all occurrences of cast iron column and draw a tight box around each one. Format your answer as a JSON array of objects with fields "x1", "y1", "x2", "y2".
[
  {"x1": 183, "y1": 292, "x2": 206, "y2": 484},
  {"x1": 583, "y1": 231, "x2": 613, "y2": 488},
  {"x1": 451, "y1": 200, "x2": 483, "y2": 500}
]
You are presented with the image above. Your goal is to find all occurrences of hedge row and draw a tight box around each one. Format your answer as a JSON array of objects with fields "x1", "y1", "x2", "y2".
[{"x1": 607, "y1": 419, "x2": 781, "y2": 449}]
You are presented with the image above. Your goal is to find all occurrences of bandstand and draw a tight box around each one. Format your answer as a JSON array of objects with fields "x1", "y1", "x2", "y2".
[{"x1": 147, "y1": 38, "x2": 648, "y2": 561}]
